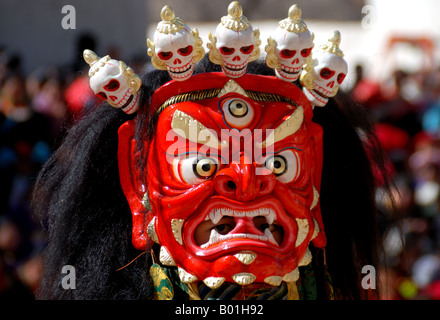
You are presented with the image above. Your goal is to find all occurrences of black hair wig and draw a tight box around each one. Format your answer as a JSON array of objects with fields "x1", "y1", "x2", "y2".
[{"x1": 32, "y1": 57, "x2": 390, "y2": 300}]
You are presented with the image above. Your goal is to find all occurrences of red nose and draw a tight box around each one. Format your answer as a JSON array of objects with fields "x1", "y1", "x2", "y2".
[
  {"x1": 173, "y1": 58, "x2": 182, "y2": 65},
  {"x1": 213, "y1": 155, "x2": 275, "y2": 202},
  {"x1": 327, "y1": 81, "x2": 335, "y2": 88},
  {"x1": 232, "y1": 56, "x2": 241, "y2": 62}
]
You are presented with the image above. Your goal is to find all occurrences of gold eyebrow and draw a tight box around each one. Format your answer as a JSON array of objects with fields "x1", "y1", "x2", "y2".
[
  {"x1": 171, "y1": 109, "x2": 226, "y2": 150},
  {"x1": 256, "y1": 106, "x2": 304, "y2": 149}
]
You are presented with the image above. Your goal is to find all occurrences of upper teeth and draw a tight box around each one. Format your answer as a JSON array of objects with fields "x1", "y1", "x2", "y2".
[
  {"x1": 200, "y1": 228, "x2": 278, "y2": 249},
  {"x1": 206, "y1": 207, "x2": 276, "y2": 225}
]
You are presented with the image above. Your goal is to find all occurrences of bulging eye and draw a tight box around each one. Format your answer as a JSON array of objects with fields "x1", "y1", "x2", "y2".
[
  {"x1": 221, "y1": 98, "x2": 254, "y2": 129},
  {"x1": 280, "y1": 49, "x2": 296, "y2": 59},
  {"x1": 265, "y1": 150, "x2": 300, "y2": 184},
  {"x1": 173, "y1": 156, "x2": 219, "y2": 185},
  {"x1": 265, "y1": 156, "x2": 287, "y2": 176},
  {"x1": 194, "y1": 158, "x2": 217, "y2": 178},
  {"x1": 240, "y1": 45, "x2": 254, "y2": 54},
  {"x1": 104, "y1": 79, "x2": 120, "y2": 92},
  {"x1": 319, "y1": 68, "x2": 335, "y2": 80},
  {"x1": 178, "y1": 45, "x2": 193, "y2": 56},
  {"x1": 229, "y1": 100, "x2": 248, "y2": 117},
  {"x1": 301, "y1": 47, "x2": 312, "y2": 57},
  {"x1": 219, "y1": 47, "x2": 235, "y2": 55},
  {"x1": 158, "y1": 51, "x2": 173, "y2": 60},
  {"x1": 337, "y1": 73, "x2": 346, "y2": 84}
]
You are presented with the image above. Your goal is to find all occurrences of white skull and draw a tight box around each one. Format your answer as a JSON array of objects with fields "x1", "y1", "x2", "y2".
[
  {"x1": 303, "y1": 51, "x2": 347, "y2": 107},
  {"x1": 215, "y1": 23, "x2": 256, "y2": 78},
  {"x1": 273, "y1": 28, "x2": 313, "y2": 82},
  {"x1": 154, "y1": 25, "x2": 196, "y2": 81},
  {"x1": 89, "y1": 58, "x2": 141, "y2": 114}
]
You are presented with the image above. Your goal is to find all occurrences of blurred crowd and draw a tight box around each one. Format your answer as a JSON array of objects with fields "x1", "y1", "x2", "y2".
[
  {"x1": 1, "y1": 32, "x2": 440, "y2": 299},
  {"x1": 351, "y1": 54, "x2": 440, "y2": 299},
  {"x1": 0, "y1": 34, "x2": 147, "y2": 299}
]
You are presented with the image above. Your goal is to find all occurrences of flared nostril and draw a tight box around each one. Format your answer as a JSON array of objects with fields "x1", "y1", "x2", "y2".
[{"x1": 227, "y1": 180, "x2": 237, "y2": 191}]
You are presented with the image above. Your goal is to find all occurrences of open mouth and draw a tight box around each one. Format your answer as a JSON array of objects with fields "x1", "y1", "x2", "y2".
[
  {"x1": 169, "y1": 61, "x2": 193, "y2": 74},
  {"x1": 222, "y1": 61, "x2": 248, "y2": 77},
  {"x1": 198, "y1": 207, "x2": 283, "y2": 249},
  {"x1": 302, "y1": 84, "x2": 329, "y2": 105},
  {"x1": 121, "y1": 94, "x2": 134, "y2": 109},
  {"x1": 280, "y1": 64, "x2": 301, "y2": 75},
  {"x1": 168, "y1": 60, "x2": 194, "y2": 79},
  {"x1": 183, "y1": 198, "x2": 304, "y2": 258}
]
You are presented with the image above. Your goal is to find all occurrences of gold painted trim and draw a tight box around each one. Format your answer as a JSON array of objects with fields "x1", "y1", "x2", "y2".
[
  {"x1": 320, "y1": 30, "x2": 344, "y2": 58},
  {"x1": 279, "y1": 4, "x2": 308, "y2": 33},
  {"x1": 257, "y1": 106, "x2": 304, "y2": 149},
  {"x1": 171, "y1": 218, "x2": 185, "y2": 245},
  {"x1": 218, "y1": 79, "x2": 248, "y2": 98}
]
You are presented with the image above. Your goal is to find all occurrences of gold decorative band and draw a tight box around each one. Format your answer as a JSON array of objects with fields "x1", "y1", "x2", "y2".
[{"x1": 154, "y1": 89, "x2": 299, "y2": 121}]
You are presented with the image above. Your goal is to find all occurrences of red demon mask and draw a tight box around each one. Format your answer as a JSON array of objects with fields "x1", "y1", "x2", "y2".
[{"x1": 118, "y1": 73, "x2": 326, "y2": 288}]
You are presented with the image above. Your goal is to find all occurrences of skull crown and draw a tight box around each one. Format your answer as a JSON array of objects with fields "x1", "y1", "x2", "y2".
[
  {"x1": 300, "y1": 30, "x2": 348, "y2": 108},
  {"x1": 207, "y1": 1, "x2": 261, "y2": 79},
  {"x1": 83, "y1": 2, "x2": 348, "y2": 114},
  {"x1": 147, "y1": 5, "x2": 205, "y2": 81},
  {"x1": 83, "y1": 49, "x2": 142, "y2": 114},
  {"x1": 146, "y1": 1, "x2": 347, "y2": 97}
]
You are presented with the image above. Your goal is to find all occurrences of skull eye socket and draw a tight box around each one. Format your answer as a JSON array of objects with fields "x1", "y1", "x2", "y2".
[
  {"x1": 337, "y1": 73, "x2": 346, "y2": 84},
  {"x1": 104, "y1": 79, "x2": 120, "y2": 92},
  {"x1": 279, "y1": 49, "x2": 296, "y2": 59},
  {"x1": 320, "y1": 68, "x2": 335, "y2": 80},
  {"x1": 301, "y1": 47, "x2": 312, "y2": 58},
  {"x1": 158, "y1": 51, "x2": 173, "y2": 60},
  {"x1": 177, "y1": 45, "x2": 193, "y2": 56},
  {"x1": 97, "y1": 92, "x2": 107, "y2": 100},
  {"x1": 240, "y1": 45, "x2": 254, "y2": 54},
  {"x1": 219, "y1": 47, "x2": 235, "y2": 55}
]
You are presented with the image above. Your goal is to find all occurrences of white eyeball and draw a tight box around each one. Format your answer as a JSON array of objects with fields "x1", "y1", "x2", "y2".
[
  {"x1": 173, "y1": 155, "x2": 219, "y2": 185},
  {"x1": 221, "y1": 98, "x2": 254, "y2": 129},
  {"x1": 265, "y1": 149, "x2": 300, "y2": 183}
]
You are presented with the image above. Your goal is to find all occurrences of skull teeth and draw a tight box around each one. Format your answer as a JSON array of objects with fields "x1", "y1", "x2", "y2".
[
  {"x1": 121, "y1": 92, "x2": 139, "y2": 114},
  {"x1": 313, "y1": 83, "x2": 333, "y2": 98},
  {"x1": 279, "y1": 64, "x2": 302, "y2": 74}
]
